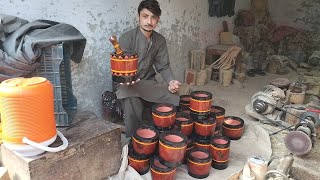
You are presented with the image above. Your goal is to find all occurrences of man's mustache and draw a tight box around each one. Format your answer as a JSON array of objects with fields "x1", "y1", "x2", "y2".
[{"x1": 145, "y1": 24, "x2": 153, "y2": 28}]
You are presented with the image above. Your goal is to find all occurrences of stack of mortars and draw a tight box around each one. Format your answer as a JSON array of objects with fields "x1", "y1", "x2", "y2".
[{"x1": 126, "y1": 90, "x2": 246, "y2": 179}]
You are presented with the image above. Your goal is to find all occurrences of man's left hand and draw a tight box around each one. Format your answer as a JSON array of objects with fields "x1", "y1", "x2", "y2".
[{"x1": 168, "y1": 80, "x2": 181, "y2": 93}]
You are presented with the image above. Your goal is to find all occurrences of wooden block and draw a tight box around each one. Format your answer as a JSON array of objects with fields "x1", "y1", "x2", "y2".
[
  {"x1": 185, "y1": 69, "x2": 197, "y2": 86},
  {"x1": 196, "y1": 70, "x2": 208, "y2": 86},
  {"x1": 190, "y1": 50, "x2": 206, "y2": 70},
  {"x1": 205, "y1": 65, "x2": 212, "y2": 83},
  {"x1": 1, "y1": 111, "x2": 122, "y2": 180},
  {"x1": 220, "y1": 32, "x2": 233, "y2": 45}
]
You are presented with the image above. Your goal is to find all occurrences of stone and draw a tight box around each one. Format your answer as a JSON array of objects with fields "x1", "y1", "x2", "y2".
[{"x1": 0, "y1": 111, "x2": 122, "y2": 180}]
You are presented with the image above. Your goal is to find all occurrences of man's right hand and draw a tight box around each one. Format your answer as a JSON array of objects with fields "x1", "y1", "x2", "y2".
[{"x1": 120, "y1": 78, "x2": 141, "y2": 86}]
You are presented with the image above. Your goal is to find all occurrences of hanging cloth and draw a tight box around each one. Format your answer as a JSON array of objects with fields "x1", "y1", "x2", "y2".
[{"x1": 208, "y1": 0, "x2": 224, "y2": 17}]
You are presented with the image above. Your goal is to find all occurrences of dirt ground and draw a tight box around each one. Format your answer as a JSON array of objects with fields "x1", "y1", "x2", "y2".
[
  {"x1": 189, "y1": 71, "x2": 320, "y2": 180},
  {"x1": 119, "y1": 70, "x2": 320, "y2": 179}
]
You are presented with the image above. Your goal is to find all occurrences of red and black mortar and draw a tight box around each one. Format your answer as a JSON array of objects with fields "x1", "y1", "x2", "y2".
[
  {"x1": 211, "y1": 135, "x2": 230, "y2": 170},
  {"x1": 179, "y1": 95, "x2": 191, "y2": 111},
  {"x1": 110, "y1": 53, "x2": 138, "y2": 84},
  {"x1": 194, "y1": 113, "x2": 216, "y2": 139},
  {"x1": 183, "y1": 139, "x2": 195, "y2": 164},
  {"x1": 194, "y1": 137, "x2": 212, "y2": 152},
  {"x1": 132, "y1": 125, "x2": 159, "y2": 157},
  {"x1": 158, "y1": 131, "x2": 188, "y2": 168},
  {"x1": 210, "y1": 106, "x2": 225, "y2": 128},
  {"x1": 222, "y1": 116, "x2": 244, "y2": 140},
  {"x1": 150, "y1": 156, "x2": 177, "y2": 180},
  {"x1": 187, "y1": 148, "x2": 212, "y2": 179},
  {"x1": 175, "y1": 112, "x2": 194, "y2": 137},
  {"x1": 189, "y1": 91, "x2": 212, "y2": 121},
  {"x1": 128, "y1": 148, "x2": 150, "y2": 175},
  {"x1": 152, "y1": 103, "x2": 176, "y2": 131}
]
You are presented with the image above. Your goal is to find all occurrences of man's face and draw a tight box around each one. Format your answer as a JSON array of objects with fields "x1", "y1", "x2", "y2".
[{"x1": 139, "y1": 8, "x2": 159, "y2": 32}]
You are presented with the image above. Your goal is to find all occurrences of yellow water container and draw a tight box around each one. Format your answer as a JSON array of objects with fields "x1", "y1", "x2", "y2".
[{"x1": 0, "y1": 77, "x2": 68, "y2": 157}]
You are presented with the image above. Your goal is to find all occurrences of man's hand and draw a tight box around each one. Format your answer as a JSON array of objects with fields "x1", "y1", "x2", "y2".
[
  {"x1": 120, "y1": 78, "x2": 141, "y2": 86},
  {"x1": 168, "y1": 80, "x2": 181, "y2": 93}
]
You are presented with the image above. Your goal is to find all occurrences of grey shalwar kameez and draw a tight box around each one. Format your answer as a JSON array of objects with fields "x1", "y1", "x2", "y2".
[{"x1": 116, "y1": 27, "x2": 179, "y2": 137}]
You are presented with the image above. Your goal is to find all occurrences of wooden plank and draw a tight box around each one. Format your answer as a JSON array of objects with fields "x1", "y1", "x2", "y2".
[
  {"x1": 196, "y1": 70, "x2": 208, "y2": 86},
  {"x1": 190, "y1": 50, "x2": 206, "y2": 70}
]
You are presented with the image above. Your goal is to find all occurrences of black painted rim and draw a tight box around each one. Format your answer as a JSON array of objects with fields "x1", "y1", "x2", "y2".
[
  {"x1": 223, "y1": 116, "x2": 244, "y2": 129},
  {"x1": 133, "y1": 125, "x2": 159, "y2": 143},
  {"x1": 110, "y1": 52, "x2": 137, "y2": 57},
  {"x1": 190, "y1": 91, "x2": 213, "y2": 101},
  {"x1": 175, "y1": 112, "x2": 193, "y2": 125},
  {"x1": 159, "y1": 131, "x2": 188, "y2": 148},
  {"x1": 150, "y1": 156, "x2": 176, "y2": 173},
  {"x1": 187, "y1": 148, "x2": 212, "y2": 163},
  {"x1": 211, "y1": 135, "x2": 230, "y2": 148},
  {"x1": 128, "y1": 147, "x2": 150, "y2": 161},
  {"x1": 211, "y1": 106, "x2": 225, "y2": 116},
  {"x1": 195, "y1": 113, "x2": 216, "y2": 124},
  {"x1": 195, "y1": 137, "x2": 212, "y2": 145},
  {"x1": 112, "y1": 75, "x2": 136, "y2": 84},
  {"x1": 152, "y1": 103, "x2": 177, "y2": 117},
  {"x1": 180, "y1": 95, "x2": 191, "y2": 105},
  {"x1": 212, "y1": 160, "x2": 228, "y2": 170}
]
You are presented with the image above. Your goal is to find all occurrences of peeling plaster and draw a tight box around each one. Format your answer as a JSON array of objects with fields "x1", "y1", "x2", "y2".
[{"x1": 269, "y1": 0, "x2": 320, "y2": 30}]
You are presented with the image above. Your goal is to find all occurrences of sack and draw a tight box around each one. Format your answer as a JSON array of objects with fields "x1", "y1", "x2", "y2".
[{"x1": 102, "y1": 91, "x2": 123, "y2": 122}]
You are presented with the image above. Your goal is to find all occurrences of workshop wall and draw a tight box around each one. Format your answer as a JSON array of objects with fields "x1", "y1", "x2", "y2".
[
  {"x1": 0, "y1": 0, "x2": 250, "y2": 117},
  {"x1": 269, "y1": 0, "x2": 320, "y2": 31}
]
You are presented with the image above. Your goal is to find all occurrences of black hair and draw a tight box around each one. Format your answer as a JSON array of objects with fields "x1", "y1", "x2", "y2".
[{"x1": 138, "y1": 0, "x2": 162, "y2": 17}]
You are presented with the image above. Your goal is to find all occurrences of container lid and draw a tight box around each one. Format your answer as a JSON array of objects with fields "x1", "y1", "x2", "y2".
[{"x1": 1, "y1": 77, "x2": 47, "y2": 87}]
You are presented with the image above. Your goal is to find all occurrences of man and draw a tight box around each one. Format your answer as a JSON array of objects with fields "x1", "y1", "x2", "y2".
[{"x1": 115, "y1": 0, "x2": 181, "y2": 137}]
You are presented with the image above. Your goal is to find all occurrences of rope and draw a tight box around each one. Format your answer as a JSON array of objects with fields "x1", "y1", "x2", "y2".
[{"x1": 207, "y1": 46, "x2": 242, "y2": 70}]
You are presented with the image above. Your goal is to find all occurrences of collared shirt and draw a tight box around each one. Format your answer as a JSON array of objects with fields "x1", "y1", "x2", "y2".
[{"x1": 119, "y1": 27, "x2": 174, "y2": 83}]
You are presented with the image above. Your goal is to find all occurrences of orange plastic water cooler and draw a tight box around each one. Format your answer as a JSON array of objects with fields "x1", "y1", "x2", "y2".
[{"x1": 0, "y1": 77, "x2": 68, "y2": 157}]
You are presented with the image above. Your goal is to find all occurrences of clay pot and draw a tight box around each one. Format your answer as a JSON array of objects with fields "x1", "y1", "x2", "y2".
[
  {"x1": 152, "y1": 103, "x2": 176, "y2": 130},
  {"x1": 222, "y1": 116, "x2": 244, "y2": 140},
  {"x1": 159, "y1": 131, "x2": 188, "y2": 167},
  {"x1": 110, "y1": 53, "x2": 138, "y2": 83},
  {"x1": 128, "y1": 148, "x2": 150, "y2": 175},
  {"x1": 211, "y1": 136, "x2": 230, "y2": 170},
  {"x1": 210, "y1": 106, "x2": 225, "y2": 128},
  {"x1": 194, "y1": 137, "x2": 212, "y2": 151},
  {"x1": 189, "y1": 91, "x2": 212, "y2": 120},
  {"x1": 175, "y1": 112, "x2": 194, "y2": 137},
  {"x1": 187, "y1": 148, "x2": 212, "y2": 179},
  {"x1": 194, "y1": 114, "x2": 216, "y2": 138},
  {"x1": 150, "y1": 156, "x2": 176, "y2": 180},
  {"x1": 132, "y1": 125, "x2": 159, "y2": 157},
  {"x1": 179, "y1": 95, "x2": 191, "y2": 111}
]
